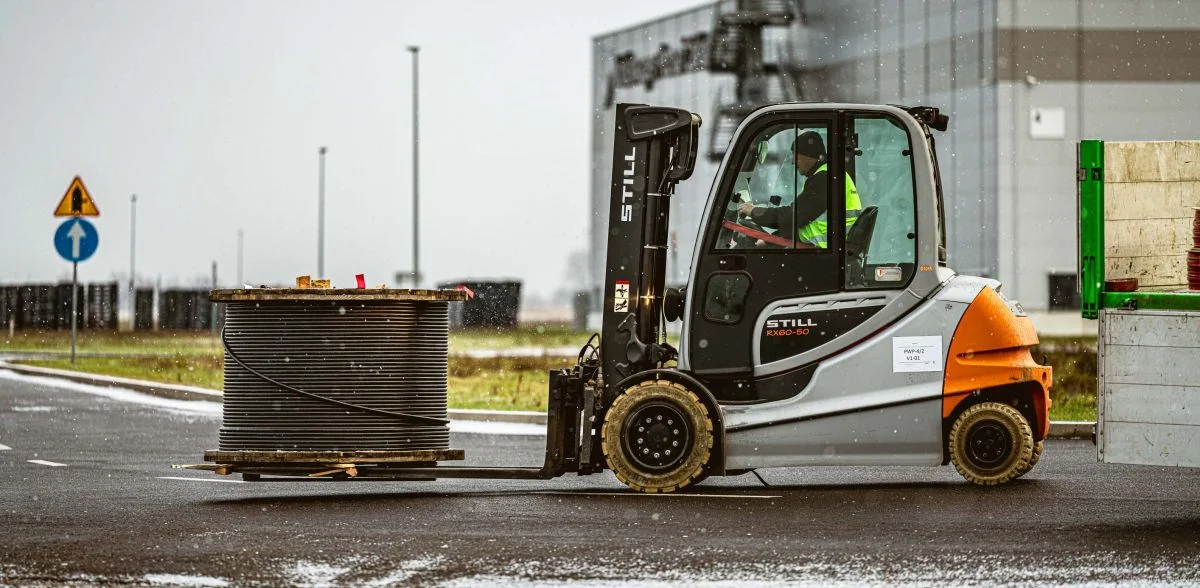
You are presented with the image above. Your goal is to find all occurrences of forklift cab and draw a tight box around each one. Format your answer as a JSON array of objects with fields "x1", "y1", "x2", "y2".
[{"x1": 679, "y1": 104, "x2": 948, "y2": 402}]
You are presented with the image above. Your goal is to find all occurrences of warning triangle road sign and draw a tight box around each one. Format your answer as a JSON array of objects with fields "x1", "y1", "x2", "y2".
[{"x1": 54, "y1": 176, "x2": 100, "y2": 217}]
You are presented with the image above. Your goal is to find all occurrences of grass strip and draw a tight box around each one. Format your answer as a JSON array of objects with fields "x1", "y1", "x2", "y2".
[
  {"x1": 25, "y1": 356, "x2": 223, "y2": 390},
  {"x1": 2, "y1": 326, "x2": 595, "y2": 354},
  {"x1": 2, "y1": 331, "x2": 222, "y2": 357}
]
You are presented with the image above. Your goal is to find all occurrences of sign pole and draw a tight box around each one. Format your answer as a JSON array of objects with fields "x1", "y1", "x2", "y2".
[
  {"x1": 70, "y1": 260, "x2": 78, "y2": 364},
  {"x1": 53, "y1": 176, "x2": 100, "y2": 360}
]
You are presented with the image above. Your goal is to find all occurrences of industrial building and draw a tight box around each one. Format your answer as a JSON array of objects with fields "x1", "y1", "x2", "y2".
[{"x1": 589, "y1": 0, "x2": 1200, "y2": 314}]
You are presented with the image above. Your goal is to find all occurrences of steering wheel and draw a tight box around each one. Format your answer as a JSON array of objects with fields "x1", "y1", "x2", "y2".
[
  {"x1": 717, "y1": 193, "x2": 800, "y2": 249},
  {"x1": 717, "y1": 209, "x2": 790, "y2": 249}
]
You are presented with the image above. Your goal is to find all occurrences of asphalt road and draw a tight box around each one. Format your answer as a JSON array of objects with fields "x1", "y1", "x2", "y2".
[{"x1": 1, "y1": 369, "x2": 1198, "y2": 587}]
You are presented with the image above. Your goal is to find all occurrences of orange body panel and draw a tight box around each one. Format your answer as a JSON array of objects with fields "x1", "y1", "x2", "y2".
[{"x1": 942, "y1": 287, "x2": 1053, "y2": 439}]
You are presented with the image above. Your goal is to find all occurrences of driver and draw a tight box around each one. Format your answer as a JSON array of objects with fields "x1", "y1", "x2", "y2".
[{"x1": 737, "y1": 130, "x2": 861, "y2": 248}]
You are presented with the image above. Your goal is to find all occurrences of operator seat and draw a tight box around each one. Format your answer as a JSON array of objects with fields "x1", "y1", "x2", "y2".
[{"x1": 844, "y1": 206, "x2": 878, "y2": 287}]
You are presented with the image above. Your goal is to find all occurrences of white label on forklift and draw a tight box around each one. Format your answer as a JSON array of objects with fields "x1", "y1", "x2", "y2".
[
  {"x1": 613, "y1": 280, "x2": 631, "y2": 313},
  {"x1": 892, "y1": 336, "x2": 943, "y2": 372}
]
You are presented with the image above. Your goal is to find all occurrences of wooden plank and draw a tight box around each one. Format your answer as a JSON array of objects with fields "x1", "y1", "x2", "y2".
[
  {"x1": 1105, "y1": 140, "x2": 1200, "y2": 183},
  {"x1": 1100, "y1": 421, "x2": 1200, "y2": 467},
  {"x1": 1105, "y1": 218, "x2": 1193, "y2": 258},
  {"x1": 1105, "y1": 181, "x2": 1200, "y2": 220},
  {"x1": 203, "y1": 449, "x2": 465, "y2": 464},
  {"x1": 1104, "y1": 383, "x2": 1200, "y2": 426},
  {"x1": 1104, "y1": 253, "x2": 1188, "y2": 288},
  {"x1": 1103, "y1": 343, "x2": 1200, "y2": 387},
  {"x1": 1105, "y1": 310, "x2": 1200, "y2": 347},
  {"x1": 310, "y1": 466, "x2": 359, "y2": 478},
  {"x1": 172, "y1": 464, "x2": 222, "y2": 471}
]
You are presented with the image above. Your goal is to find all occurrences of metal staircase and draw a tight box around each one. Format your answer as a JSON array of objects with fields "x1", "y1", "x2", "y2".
[{"x1": 706, "y1": 0, "x2": 801, "y2": 162}]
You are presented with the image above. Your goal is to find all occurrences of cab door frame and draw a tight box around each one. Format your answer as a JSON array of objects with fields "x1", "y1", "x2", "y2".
[{"x1": 681, "y1": 110, "x2": 845, "y2": 386}]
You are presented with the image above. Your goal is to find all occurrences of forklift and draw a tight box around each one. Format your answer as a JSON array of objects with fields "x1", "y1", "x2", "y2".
[
  {"x1": 190, "y1": 103, "x2": 1052, "y2": 493},
  {"x1": 548, "y1": 102, "x2": 1052, "y2": 492}
]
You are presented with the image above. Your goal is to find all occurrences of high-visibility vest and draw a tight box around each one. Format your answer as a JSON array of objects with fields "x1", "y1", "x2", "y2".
[{"x1": 797, "y1": 163, "x2": 862, "y2": 248}]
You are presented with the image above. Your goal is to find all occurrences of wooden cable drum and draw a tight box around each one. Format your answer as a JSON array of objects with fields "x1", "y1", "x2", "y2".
[{"x1": 210, "y1": 289, "x2": 467, "y2": 451}]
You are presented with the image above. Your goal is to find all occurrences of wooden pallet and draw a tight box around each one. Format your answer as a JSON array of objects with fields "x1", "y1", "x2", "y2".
[{"x1": 174, "y1": 448, "x2": 464, "y2": 479}]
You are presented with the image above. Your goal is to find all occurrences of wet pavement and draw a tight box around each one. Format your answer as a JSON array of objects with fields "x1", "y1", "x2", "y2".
[{"x1": 1, "y1": 369, "x2": 1198, "y2": 586}]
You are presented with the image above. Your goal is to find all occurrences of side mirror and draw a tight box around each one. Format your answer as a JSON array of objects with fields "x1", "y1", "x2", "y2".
[
  {"x1": 903, "y1": 106, "x2": 950, "y2": 132},
  {"x1": 663, "y1": 286, "x2": 687, "y2": 322}
]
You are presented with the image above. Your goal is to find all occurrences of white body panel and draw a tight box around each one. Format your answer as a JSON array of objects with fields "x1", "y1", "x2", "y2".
[
  {"x1": 1098, "y1": 309, "x2": 1200, "y2": 468},
  {"x1": 720, "y1": 275, "x2": 995, "y2": 469}
]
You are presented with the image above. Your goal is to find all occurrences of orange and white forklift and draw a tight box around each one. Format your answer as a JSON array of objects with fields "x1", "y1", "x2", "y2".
[{"x1": 561, "y1": 102, "x2": 1053, "y2": 492}]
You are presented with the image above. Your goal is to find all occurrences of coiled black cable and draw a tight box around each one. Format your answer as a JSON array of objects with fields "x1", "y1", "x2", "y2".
[
  {"x1": 217, "y1": 299, "x2": 452, "y2": 451},
  {"x1": 221, "y1": 327, "x2": 448, "y2": 426}
]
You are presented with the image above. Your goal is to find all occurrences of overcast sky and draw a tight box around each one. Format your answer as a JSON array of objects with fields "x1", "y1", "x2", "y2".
[{"x1": 0, "y1": 0, "x2": 702, "y2": 299}]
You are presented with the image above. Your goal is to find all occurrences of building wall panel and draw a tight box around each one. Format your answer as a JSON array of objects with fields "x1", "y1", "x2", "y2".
[{"x1": 591, "y1": 1, "x2": 1200, "y2": 313}]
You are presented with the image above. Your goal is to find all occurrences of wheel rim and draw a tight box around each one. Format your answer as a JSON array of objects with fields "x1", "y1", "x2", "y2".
[
  {"x1": 623, "y1": 401, "x2": 691, "y2": 472},
  {"x1": 965, "y1": 420, "x2": 1013, "y2": 469}
]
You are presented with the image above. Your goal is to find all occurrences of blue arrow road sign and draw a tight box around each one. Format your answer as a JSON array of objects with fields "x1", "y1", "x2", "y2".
[{"x1": 54, "y1": 218, "x2": 99, "y2": 262}]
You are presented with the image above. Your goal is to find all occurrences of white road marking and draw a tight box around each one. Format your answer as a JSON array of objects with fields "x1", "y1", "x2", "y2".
[
  {"x1": 0, "y1": 370, "x2": 221, "y2": 417},
  {"x1": 28, "y1": 459, "x2": 67, "y2": 467},
  {"x1": 449, "y1": 419, "x2": 546, "y2": 436},
  {"x1": 0, "y1": 443, "x2": 11, "y2": 451},
  {"x1": 537, "y1": 491, "x2": 780, "y2": 499},
  {"x1": 158, "y1": 476, "x2": 244, "y2": 484}
]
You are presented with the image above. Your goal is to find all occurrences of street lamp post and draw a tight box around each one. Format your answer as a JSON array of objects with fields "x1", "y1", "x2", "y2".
[
  {"x1": 409, "y1": 45, "x2": 420, "y2": 288},
  {"x1": 317, "y1": 146, "x2": 327, "y2": 278},
  {"x1": 129, "y1": 194, "x2": 136, "y2": 330}
]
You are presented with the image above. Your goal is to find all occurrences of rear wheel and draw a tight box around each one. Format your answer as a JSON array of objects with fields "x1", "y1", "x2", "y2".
[
  {"x1": 601, "y1": 380, "x2": 713, "y2": 493},
  {"x1": 948, "y1": 402, "x2": 1034, "y2": 486}
]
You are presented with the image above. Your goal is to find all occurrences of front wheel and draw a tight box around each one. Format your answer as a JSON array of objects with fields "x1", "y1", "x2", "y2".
[
  {"x1": 948, "y1": 402, "x2": 1035, "y2": 486},
  {"x1": 601, "y1": 380, "x2": 713, "y2": 493}
]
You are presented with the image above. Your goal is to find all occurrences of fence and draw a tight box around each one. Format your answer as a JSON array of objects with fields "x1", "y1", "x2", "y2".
[
  {"x1": 158, "y1": 289, "x2": 223, "y2": 331},
  {"x1": 0, "y1": 282, "x2": 117, "y2": 330},
  {"x1": 0, "y1": 283, "x2": 223, "y2": 332},
  {"x1": 436, "y1": 280, "x2": 522, "y2": 328}
]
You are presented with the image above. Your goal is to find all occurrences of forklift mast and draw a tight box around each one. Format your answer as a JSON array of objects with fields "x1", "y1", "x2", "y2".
[{"x1": 600, "y1": 104, "x2": 700, "y2": 400}]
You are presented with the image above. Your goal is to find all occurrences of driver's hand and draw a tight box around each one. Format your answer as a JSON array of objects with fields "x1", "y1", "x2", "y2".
[{"x1": 737, "y1": 202, "x2": 755, "y2": 216}]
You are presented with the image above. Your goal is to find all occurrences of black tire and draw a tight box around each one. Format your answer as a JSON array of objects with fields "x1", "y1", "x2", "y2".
[
  {"x1": 1030, "y1": 440, "x2": 1044, "y2": 467},
  {"x1": 948, "y1": 402, "x2": 1035, "y2": 486},
  {"x1": 601, "y1": 380, "x2": 713, "y2": 493},
  {"x1": 1014, "y1": 441, "x2": 1044, "y2": 479}
]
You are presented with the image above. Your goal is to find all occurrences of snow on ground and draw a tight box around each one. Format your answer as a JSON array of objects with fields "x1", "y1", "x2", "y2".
[{"x1": 6, "y1": 550, "x2": 1196, "y2": 587}]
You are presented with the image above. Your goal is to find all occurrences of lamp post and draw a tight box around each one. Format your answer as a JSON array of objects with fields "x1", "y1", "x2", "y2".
[
  {"x1": 408, "y1": 45, "x2": 420, "y2": 288},
  {"x1": 317, "y1": 146, "x2": 327, "y2": 278},
  {"x1": 129, "y1": 194, "x2": 136, "y2": 330}
]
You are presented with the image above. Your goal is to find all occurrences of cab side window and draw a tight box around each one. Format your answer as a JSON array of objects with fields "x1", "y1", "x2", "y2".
[
  {"x1": 713, "y1": 123, "x2": 831, "y2": 251},
  {"x1": 844, "y1": 116, "x2": 917, "y2": 289}
]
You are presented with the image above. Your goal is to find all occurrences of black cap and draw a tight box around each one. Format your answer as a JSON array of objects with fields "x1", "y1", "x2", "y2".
[{"x1": 791, "y1": 130, "x2": 826, "y2": 159}]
